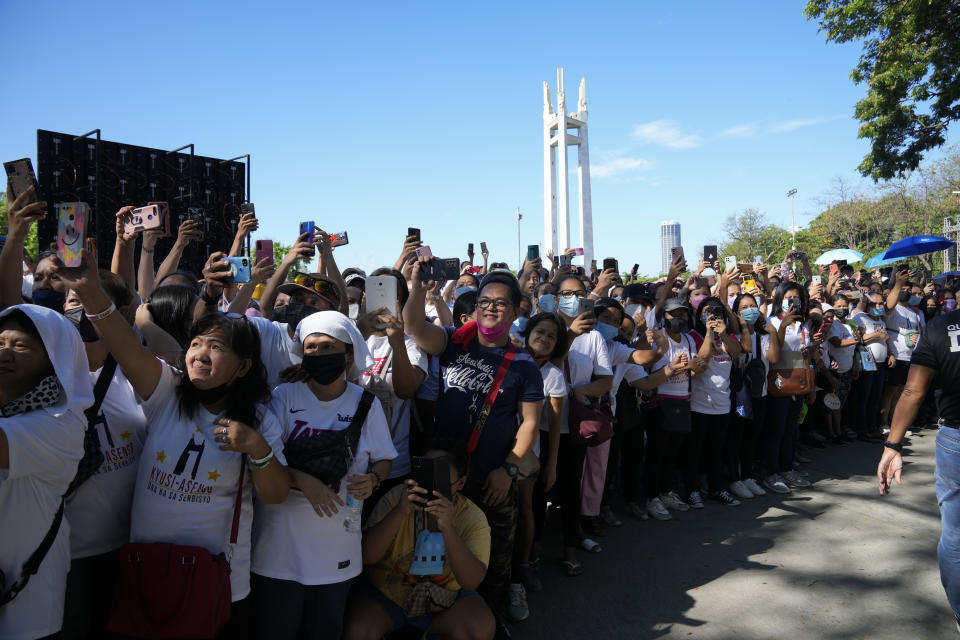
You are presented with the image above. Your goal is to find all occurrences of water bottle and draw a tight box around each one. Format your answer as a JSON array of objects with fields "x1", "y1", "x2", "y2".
[{"x1": 344, "y1": 494, "x2": 363, "y2": 534}]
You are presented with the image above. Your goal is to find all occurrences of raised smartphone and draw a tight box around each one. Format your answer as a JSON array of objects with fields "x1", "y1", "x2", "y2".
[
  {"x1": 187, "y1": 207, "x2": 206, "y2": 241},
  {"x1": 671, "y1": 246, "x2": 684, "y2": 263},
  {"x1": 411, "y1": 455, "x2": 452, "y2": 500},
  {"x1": 147, "y1": 201, "x2": 171, "y2": 237},
  {"x1": 811, "y1": 275, "x2": 822, "y2": 286},
  {"x1": 578, "y1": 298, "x2": 596, "y2": 316},
  {"x1": 416, "y1": 245, "x2": 433, "y2": 259},
  {"x1": 366, "y1": 275, "x2": 398, "y2": 319},
  {"x1": 123, "y1": 205, "x2": 163, "y2": 235},
  {"x1": 224, "y1": 256, "x2": 251, "y2": 284},
  {"x1": 480, "y1": 242, "x2": 488, "y2": 254},
  {"x1": 330, "y1": 231, "x2": 349, "y2": 247},
  {"x1": 573, "y1": 248, "x2": 584, "y2": 256},
  {"x1": 558, "y1": 254, "x2": 573, "y2": 267},
  {"x1": 704, "y1": 245, "x2": 718, "y2": 263},
  {"x1": 239, "y1": 202, "x2": 255, "y2": 216},
  {"x1": 603, "y1": 258, "x2": 618, "y2": 273},
  {"x1": 3, "y1": 158, "x2": 39, "y2": 202},
  {"x1": 742, "y1": 274, "x2": 757, "y2": 291},
  {"x1": 407, "y1": 227, "x2": 421, "y2": 242},
  {"x1": 56, "y1": 202, "x2": 88, "y2": 267},
  {"x1": 724, "y1": 256, "x2": 737, "y2": 271},
  {"x1": 256, "y1": 239, "x2": 274, "y2": 264},
  {"x1": 527, "y1": 245, "x2": 540, "y2": 261}
]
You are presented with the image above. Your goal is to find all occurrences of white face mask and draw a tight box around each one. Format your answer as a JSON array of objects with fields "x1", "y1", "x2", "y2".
[{"x1": 348, "y1": 303, "x2": 360, "y2": 321}]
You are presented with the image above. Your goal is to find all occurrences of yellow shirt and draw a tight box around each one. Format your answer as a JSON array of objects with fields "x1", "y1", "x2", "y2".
[{"x1": 364, "y1": 485, "x2": 491, "y2": 606}]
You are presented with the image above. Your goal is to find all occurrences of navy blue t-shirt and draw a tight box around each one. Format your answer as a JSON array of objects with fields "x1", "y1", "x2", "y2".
[{"x1": 435, "y1": 328, "x2": 544, "y2": 475}]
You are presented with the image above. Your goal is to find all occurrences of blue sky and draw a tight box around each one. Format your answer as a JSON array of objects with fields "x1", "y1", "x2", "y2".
[{"x1": 2, "y1": 1, "x2": 954, "y2": 276}]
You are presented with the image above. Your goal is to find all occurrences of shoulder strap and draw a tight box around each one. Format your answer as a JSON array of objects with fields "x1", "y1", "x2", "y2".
[
  {"x1": 0, "y1": 498, "x2": 64, "y2": 607},
  {"x1": 229, "y1": 455, "x2": 246, "y2": 545},
  {"x1": 466, "y1": 343, "x2": 518, "y2": 456},
  {"x1": 563, "y1": 357, "x2": 571, "y2": 384},
  {"x1": 347, "y1": 390, "x2": 376, "y2": 448},
  {"x1": 84, "y1": 355, "x2": 117, "y2": 425}
]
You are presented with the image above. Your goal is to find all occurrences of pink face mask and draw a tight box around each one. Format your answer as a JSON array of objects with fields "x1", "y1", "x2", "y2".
[
  {"x1": 477, "y1": 320, "x2": 512, "y2": 341},
  {"x1": 727, "y1": 295, "x2": 738, "y2": 309},
  {"x1": 690, "y1": 295, "x2": 707, "y2": 311},
  {"x1": 945, "y1": 299, "x2": 957, "y2": 311}
]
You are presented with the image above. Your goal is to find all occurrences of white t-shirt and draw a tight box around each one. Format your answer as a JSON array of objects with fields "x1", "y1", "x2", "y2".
[
  {"x1": 0, "y1": 409, "x2": 85, "y2": 640},
  {"x1": 654, "y1": 333, "x2": 696, "y2": 400},
  {"x1": 538, "y1": 362, "x2": 569, "y2": 435},
  {"x1": 131, "y1": 362, "x2": 287, "y2": 602},
  {"x1": 360, "y1": 334, "x2": 428, "y2": 478},
  {"x1": 612, "y1": 363, "x2": 647, "y2": 414},
  {"x1": 768, "y1": 316, "x2": 810, "y2": 353},
  {"x1": 569, "y1": 331, "x2": 614, "y2": 380},
  {"x1": 253, "y1": 383, "x2": 397, "y2": 585},
  {"x1": 689, "y1": 331, "x2": 737, "y2": 415},
  {"x1": 827, "y1": 321, "x2": 857, "y2": 373},
  {"x1": 886, "y1": 304, "x2": 924, "y2": 361},
  {"x1": 65, "y1": 365, "x2": 147, "y2": 559},
  {"x1": 853, "y1": 312, "x2": 888, "y2": 363},
  {"x1": 247, "y1": 317, "x2": 302, "y2": 388}
]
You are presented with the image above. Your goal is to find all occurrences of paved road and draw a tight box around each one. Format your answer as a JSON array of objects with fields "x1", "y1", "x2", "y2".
[{"x1": 514, "y1": 429, "x2": 954, "y2": 640}]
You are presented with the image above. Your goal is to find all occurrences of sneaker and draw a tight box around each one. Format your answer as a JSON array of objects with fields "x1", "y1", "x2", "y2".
[
  {"x1": 646, "y1": 497, "x2": 672, "y2": 521},
  {"x1": 743, "y1": 478, "x2": 767, "y2": 496},
  {"x1": 626, "y1": 501, "x2": 649, "y2": 521},
  {"x1": 600, "y1": 506, "x2": 622, "y2": 527},
  {"x1": 782, "y1": 470, "x2": 811, "y2": 488},
  {"x1": 687, "y1": 490, "x2": 705, "y2": 509},
  {"x1": 519, "y1": 562, "x2": 542, "y2": 593},
  {"x1": 764, "y1": 474, "x2": 791, "y2": 494},
  {"x1": 729, "y1": 480, "x2": 754, "y2": 499},
  {"x1": 507, "y1": 584, "x2": 529, "y2": 622},
  {"x1": 661, "y1": 491, "x2": 691, "y2": 512},
  {"x1": 711, "y1": 490, "x2": 741, "y2": 506}
]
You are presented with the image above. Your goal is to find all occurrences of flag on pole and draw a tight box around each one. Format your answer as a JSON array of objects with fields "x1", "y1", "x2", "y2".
[{"x1": 517, "y1": 210, "x2": 522, "y2": 221}]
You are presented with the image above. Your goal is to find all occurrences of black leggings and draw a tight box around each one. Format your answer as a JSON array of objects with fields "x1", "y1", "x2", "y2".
[
  {"x1": 727, "y1": 397, "x2": 767, "y2": 481},
  {"x1": 533, "y1": 431, "x2": 585, "y2": 548},
  {"x1": 682, "y1": 412, "x2": 730, "y2": 494},
  {"x1": 643, "y1": 421, "x2": 684, "y2": 500}
]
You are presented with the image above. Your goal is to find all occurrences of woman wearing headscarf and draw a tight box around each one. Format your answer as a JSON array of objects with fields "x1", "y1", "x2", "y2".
[
  {"x1": 0, "y1": 304, "x2": 94, "y2": 640},
  {"x1": 251, "y1": 311, "x2": 396, "y2": 640}
]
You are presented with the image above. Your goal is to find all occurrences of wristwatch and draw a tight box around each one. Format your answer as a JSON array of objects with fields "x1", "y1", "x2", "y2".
[
  {"x1": 883, "y1": 440, "x2": 903, "y2": 453},
  {"x1": 501, "y1": 462, "x2": 519, "y2": 479}
]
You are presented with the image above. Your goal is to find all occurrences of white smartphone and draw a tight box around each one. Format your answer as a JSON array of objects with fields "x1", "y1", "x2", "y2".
[
  {"x1": 724, "y1": 256, "x2": 737, "y2": 271},
  {"x1": 365, "y1": 276, "x2": 398, "y2": 323}
]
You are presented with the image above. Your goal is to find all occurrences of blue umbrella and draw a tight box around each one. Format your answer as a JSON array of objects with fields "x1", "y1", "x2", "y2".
[
  {"x1": 934, "y1": 271, "x2": 960, "y2": 281},
  {"x1": 883, "y1": 234, "x2": 955, "y2": 260},
  {"x1": 864, "y1": 253, "x2": 901, "y2": 269},
  {"x1": 814, "y1": 248, "x2": 863, "y2": 265}
]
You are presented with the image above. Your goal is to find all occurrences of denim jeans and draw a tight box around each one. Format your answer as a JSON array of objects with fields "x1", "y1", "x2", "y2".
[{"x1": 935, "y1": 427, "x2": 960, "y2": 618}]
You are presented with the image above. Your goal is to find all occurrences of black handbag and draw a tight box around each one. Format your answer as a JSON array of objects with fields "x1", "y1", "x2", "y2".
[
  {"x1": 742, "y1": 332, "x2": 767, "y2": 399},
  {"x1": 66, "y1": 355, "x2": 117, "y2": 496},
  {"x1": 283, "y1": 390, "x2": 375, "y2": 486}
]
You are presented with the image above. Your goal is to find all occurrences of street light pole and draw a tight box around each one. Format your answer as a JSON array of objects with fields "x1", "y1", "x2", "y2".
[{"x1": 787, "y1": 188, "x2": 798, "y2": 250}]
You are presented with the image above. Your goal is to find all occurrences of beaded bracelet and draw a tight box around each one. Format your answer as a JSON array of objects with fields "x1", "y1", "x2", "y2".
[{"x1": 249, "y1": 450, "x2": 275, "y2": 470}]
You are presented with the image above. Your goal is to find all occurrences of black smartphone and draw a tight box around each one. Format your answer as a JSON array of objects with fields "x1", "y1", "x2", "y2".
[
  {"x1": 468, "y1": 243, "x2": 474, "y2": 254},
  {"x1": 704, "y1": 245, "x2": 718, "y2": 263},
  {"x1": 527, "y1": 245, "x2": 539, "y2": 261},
  {"x1": 187, "y1": 207, "x2": 206, "y2": 241},
  {"x1": 411, "y1": 455, "x2": 452, "y2": 500},
  {"x1": 632, "y1": 263, "x2": 639, "y2": 273},
  {"x1": 407, "y1": 227, "x2": 421, "y2": 242},
  {"x1": 239, "y1": 202, "x2": 255, "y2": 216},
  {"x1": 603, "y1": 258, "x2": 618, "y2": 273},
  {"x1": 480, "y1": 242, "x2": 488, "y2": 254}
]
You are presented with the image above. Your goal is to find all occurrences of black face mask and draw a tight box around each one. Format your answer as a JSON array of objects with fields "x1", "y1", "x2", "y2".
[
  {"x1": 666, "y1": 317, "x2": 688, "y2": 335},
  {"x1": 898, "y1": 290, "x2": 912, "y2": 303},
  {"x1": 32, "y1": 288, "x2": 66, "y2": 312},
  {"x1": 64, "y1": 306, "x2": 100, "y2": 343},
  {"x1": 301, "y1": 352, "x2": 347, "y2": 385},
  {"x1": 833, "y1": 308, "x2": 849, "y2": 320},
  {"x1": 283, "y1": 301, "x2": 311, "y2": 328}
]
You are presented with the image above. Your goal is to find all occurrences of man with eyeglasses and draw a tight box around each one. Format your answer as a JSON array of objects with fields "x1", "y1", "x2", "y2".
[{"x1": 404, "y1": 264, "x2": 544, "y2": 637}]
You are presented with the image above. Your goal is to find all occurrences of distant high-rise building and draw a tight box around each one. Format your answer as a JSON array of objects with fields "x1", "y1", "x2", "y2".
[{"x1": 660, "y1": 221, "x2": 681, "y2": 274}]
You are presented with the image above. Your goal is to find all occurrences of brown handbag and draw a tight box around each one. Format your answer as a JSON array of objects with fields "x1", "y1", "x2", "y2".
[{"x1": 767, "y1": 351, "x2": 814, "y2": 397}]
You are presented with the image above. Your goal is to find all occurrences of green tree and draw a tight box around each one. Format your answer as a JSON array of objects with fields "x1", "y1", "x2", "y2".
[
  {"x1": 0, "y1": 194, "x2": 40, "y2": 260},
  {"x1": 805, "y1": 0, "x2": 960, "y2": 180}
]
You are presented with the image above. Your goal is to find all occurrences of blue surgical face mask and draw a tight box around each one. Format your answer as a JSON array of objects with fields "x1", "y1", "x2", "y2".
[
  {"x1": 455, "y1": 286, "x2": 477, "y2": 298},
  {"x1": 596, "y1": 321, "x2": 619, "y2": 342},
  {"x1": 869, "y1": 306, "x2": 884, "y2": 317},
  {"x1": 538, "y1": 294, "x2": 557, "y2": 313},
  {"x1": 558, "y1": 295, "x2": 580, "y2": 317},
  {"x1": 740, "y1": 307, "x2": 760, "y2": 325},
  {"x1": 781, "y1": 298, "x2": 800, "y2": 313},
  {"x1": 909, "y1": 295, "x2": 922, "y2": 306}
]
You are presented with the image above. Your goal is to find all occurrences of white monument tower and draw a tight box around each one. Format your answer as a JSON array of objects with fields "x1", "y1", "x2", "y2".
[{"x1": 543, "y1": 68, "x2": 594, "y2": 266}]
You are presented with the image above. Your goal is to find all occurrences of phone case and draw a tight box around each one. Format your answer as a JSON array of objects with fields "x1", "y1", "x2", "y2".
[
  {"x1": 528, "y1": 245, "x2": 539, "y2": 261},
  {"x1": 256, "y1": 240, "x2": 274, "y2": 264},
  {"x1": 330, "y1": 231, "x2": 349, "y2": 247},
  {"x1": 416, "y1": 245, "x2": 433, "y2": 259},
  {"x1": 240, "y1": 202, "x2": 255, "y2": 215},
  {"x1": 366, "y1": 275, "x2": 398, "y2": 318},
  {"x1": 57, "y1": 203, "x2": 88, "y2": 267},
  {"x1": 299, "y1": 221, "x2": 316, "y2": 241},
  {"x1": 578, "y1": 298, "x2": 596, "y2": 315},
  {"x1": 4, "y1": 158, "x2": 39, "y2": 201},
  {"x1": 725, "y1": 257, "x2": 737, "y2": 270},
  {"x1": 225, "y1": 257, "x2": 251, "y2": 284},
  {"x1": 147, "y1": 201, "x2": 171, "y2": 237},
  {"x1": 408, "y1": 228, "x2": 421, "y2": 242},
  {"x1": 125, "y1": 205, "x2": 163, "y2": 235}
]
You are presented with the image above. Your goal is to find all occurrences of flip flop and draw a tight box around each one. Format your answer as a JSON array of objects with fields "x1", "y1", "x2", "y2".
[
  {"x1": 560, "y1": 559, "x2": 584, "y2": 577},
  {"x1": 580, "y1": 538, "x2": 602, "y2": 553}
]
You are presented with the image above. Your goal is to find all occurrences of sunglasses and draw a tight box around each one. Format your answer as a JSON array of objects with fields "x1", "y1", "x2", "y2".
[{"x1": 293, "y1": 272, "x2": 336, "y2": 296}]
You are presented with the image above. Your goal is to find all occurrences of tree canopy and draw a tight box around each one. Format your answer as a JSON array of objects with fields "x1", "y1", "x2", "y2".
[{"x1": 805, "y1": 0, "x2": 960, "y2": 180}]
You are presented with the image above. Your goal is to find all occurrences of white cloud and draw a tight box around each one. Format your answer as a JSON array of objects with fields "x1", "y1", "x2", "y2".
[
  {"x1": 768, "y1": 115, "x2": 846, "y2": 133},
  {"x1": 719, "y1": 123, "x2": 758, "y2": 138},
  {"x1": 630, "y1": 120, "x2": 701, "y2": 149},
  {"x1": 592, "y1": 156, "x2": 654, "y2": 178}
]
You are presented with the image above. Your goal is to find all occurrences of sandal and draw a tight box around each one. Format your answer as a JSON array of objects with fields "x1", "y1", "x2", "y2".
[
  {"x1": 560, "y1": 559, "x2": 584, "y2": 577},
  {"x1": 580, "y1": 538, "x2": 602, "y2": 553}
]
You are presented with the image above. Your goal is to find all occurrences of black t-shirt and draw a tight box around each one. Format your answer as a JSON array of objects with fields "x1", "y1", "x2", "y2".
[
  {"x1": 910, "y1": 310, "x2": 960, "y2": 423},
  {"x1": 435, "y1": 328, "x2": 544, "y2": 475}
]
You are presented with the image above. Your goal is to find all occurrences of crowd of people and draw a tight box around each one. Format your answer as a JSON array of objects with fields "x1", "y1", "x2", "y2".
[{"x1": 0, "y1": 180, "x2": 954, "y2": 640}]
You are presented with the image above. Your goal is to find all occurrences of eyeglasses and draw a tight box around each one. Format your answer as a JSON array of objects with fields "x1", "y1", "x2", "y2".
[
  {"x1": 477, "y1": 298, "x2": 512, "y2": 311},
  {"x1": 558, "y1": 290, "x2": 587, "y2": 299},
  {"x1": 293, "y1": 272, "x2": 335, "y2": 296}
]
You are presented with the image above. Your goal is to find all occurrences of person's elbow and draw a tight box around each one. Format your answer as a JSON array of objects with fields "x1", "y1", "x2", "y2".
[
  {"x1": 255, "y1": 468, "x2": 293, "y2": 504},
  {"x1": 596, "y1": 375, "x2": 613, "y2": 394}
]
